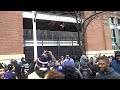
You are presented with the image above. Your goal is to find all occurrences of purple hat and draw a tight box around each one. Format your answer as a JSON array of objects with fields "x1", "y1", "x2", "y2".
[{"x1": 64, "y1": 60, "x2": 73, "y2": 67}]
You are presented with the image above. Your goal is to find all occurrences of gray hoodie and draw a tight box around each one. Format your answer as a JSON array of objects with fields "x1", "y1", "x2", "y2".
[
  {"x1": 80, "y1": 55, "x2": 89, "y2": 69},
  {"x1": 95, "y1": 67, "x2": 120, "y2": 79}
]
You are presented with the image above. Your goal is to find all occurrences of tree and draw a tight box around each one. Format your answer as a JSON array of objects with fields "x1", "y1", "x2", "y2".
[
  {"x1": 74, "y1": 11, "x2": 110, "y2": 55},
  {"x1": 75, "y1": 11, "x2": 104, "y2": 54}
]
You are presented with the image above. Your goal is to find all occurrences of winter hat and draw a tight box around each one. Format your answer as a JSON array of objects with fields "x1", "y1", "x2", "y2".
[
  {"x1": 11, "y1": 60, "x2": 18, "y2": 65},
  {"x1": 115, "y1": 51, "x2": 120, "y2": 56},
  {"x1": 37, "y1": 54, "x2": 49, "y2": 67},
  {"x1": 115, "y1": 51, "x2": 120, "y2": 60},
  {"x1": 64, "y1": 60, "x2": 74, "y2": 67},
  {"x1": 56, "y1": 66, "x2": 63, "y2": 72},
  {"x1": 80, "y1": 55, "x2": 89, "y2": 68},
  {"x1": 80, "y1": 55, "x2": 88, "y2": 62}
]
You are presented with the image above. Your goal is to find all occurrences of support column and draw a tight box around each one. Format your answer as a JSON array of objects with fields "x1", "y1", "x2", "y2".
[{"x1": 32, "y1": 11, "x2": 38, "y2": 59}]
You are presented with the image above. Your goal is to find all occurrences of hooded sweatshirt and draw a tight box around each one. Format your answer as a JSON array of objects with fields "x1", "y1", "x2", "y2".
[
  {"x1": 80, "y1": 55, "x2": 92, "y2": 79},
  {"x1": 110, "y1": 60, "x2": 120, "y2": 74},
  {"x1": 80, "y1": 55, "x2": 89, "y2": 69},
  {"x1": 95, "y1": 67, "x2": 120, "y2": 79},
  {"x1": 110, "y1": 51, "x2": 120, "y2": 74}
]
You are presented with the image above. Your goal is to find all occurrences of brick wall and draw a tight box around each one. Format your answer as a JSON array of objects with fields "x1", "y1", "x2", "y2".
[
  {"x1": 85, "y1": 13, "x2": 112, "y2": 51},
  {"x1": 0, "y1": 11, "x2": 23, "y2": 55}
]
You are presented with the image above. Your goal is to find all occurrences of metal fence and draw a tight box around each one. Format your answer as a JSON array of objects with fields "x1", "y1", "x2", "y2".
[
  {"x1": 23, "y1": 29, "x2": 78, "y2": 41},
  {"x1": 23, "y1": 29, "x2": 81, "y2": 59}
]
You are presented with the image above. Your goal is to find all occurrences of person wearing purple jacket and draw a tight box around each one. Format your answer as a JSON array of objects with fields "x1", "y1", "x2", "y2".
[{"x1": 4, "y1": 64, "x2": 17, "y2": 79}]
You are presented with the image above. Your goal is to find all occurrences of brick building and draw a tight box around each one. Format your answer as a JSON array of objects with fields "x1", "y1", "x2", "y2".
[
  {"x1": 0, "y1": 11, "x2": 24, "y2": 64},
  {"x1": 86, "y1": 13, "x2": 113, "y2": 57},
  {"x1": 86, "y1": 12, "x2": 120, "y2": 57}
]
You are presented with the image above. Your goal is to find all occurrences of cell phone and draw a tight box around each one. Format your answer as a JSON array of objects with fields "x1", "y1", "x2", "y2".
[{"x1": 46, "y1": 51, "x2": 49, "y2": 53}]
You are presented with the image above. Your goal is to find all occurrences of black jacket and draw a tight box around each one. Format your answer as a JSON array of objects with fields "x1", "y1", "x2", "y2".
[{"x1": 95, "y1": 67, "x2": 120, "y2": 79}]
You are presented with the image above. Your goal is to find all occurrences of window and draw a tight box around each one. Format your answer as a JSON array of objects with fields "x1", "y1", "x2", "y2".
[
  {"x1": 112, "y1": 29, "x2": 116, "y2": 37},
  {"x1": 110, "y1": 17, "x2": 115, "y2": 25},
  {"x1": 118, "y1": 30, "x2": 120, "y2": 43},
  {"x1": 110, "y1": 17, "x2": 120, "y2": 50},
  {"x1": 112, "y1": 45, "x2": 119, "y2": 50},
  {"x1": 119, "y1": 29, "x2": 120, "y2": 37},
  {"x1": 110, "y1": 29, "x2": 116, "y2": 43},
  {"x1": 118, "y1": 19, "x2": 120, "y2": 25},
  {"x1": 112, "y1": 45, "x2": 115, "y2": 50}
]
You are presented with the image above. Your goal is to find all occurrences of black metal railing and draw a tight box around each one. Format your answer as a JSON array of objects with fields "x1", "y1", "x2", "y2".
[{"x1": 23, "y1": 29, "x2": 78, "y2": 41}]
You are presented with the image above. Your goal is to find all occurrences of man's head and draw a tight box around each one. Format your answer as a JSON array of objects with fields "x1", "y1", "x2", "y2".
[
  {"x1": 37, "y1": 54, "x2": 49, "y2": 68},
  {"x1": 60, "y1": 56, "x2": 64, "y2": 60},
  {"x1": 0, "y1": 63, "x2": 5, "y2": 79},
  {"x1": 21, "y1": 57, "x2": 25, "y2": 62},
  {"x1": 89, "y1": 57, "x2": 93, "y2": 64},
  {"x1": 55, "y1": 60, "x2": 61, "y2": 66},
  {"x1": 98, "y1": 56, "x2": 109, "y2": 72},
  {"x1": 7, "y1": 64, "x2": 15, "y2": 72},
  {"x1": 66, "y1": 55, "x2": 70, "y2": 59},
  {"x1": 115, "y1": 51, "x2": 120, "y2": 61},
  {"x1": 61, "y1": 66, "x2": 80, "y2": 79},
  {"x1": 44, "y1": 69, "x2": 65, "y2": 79}
]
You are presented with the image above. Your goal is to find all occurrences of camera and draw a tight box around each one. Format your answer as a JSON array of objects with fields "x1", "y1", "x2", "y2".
[{"x1": 66, "y1": 55, "x2": 70, "y2": 59}]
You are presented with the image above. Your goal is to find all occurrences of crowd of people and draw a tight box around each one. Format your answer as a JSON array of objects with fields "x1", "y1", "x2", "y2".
[{"x1": 0, "y1": 50, "x2": 120, "y2": 79}]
